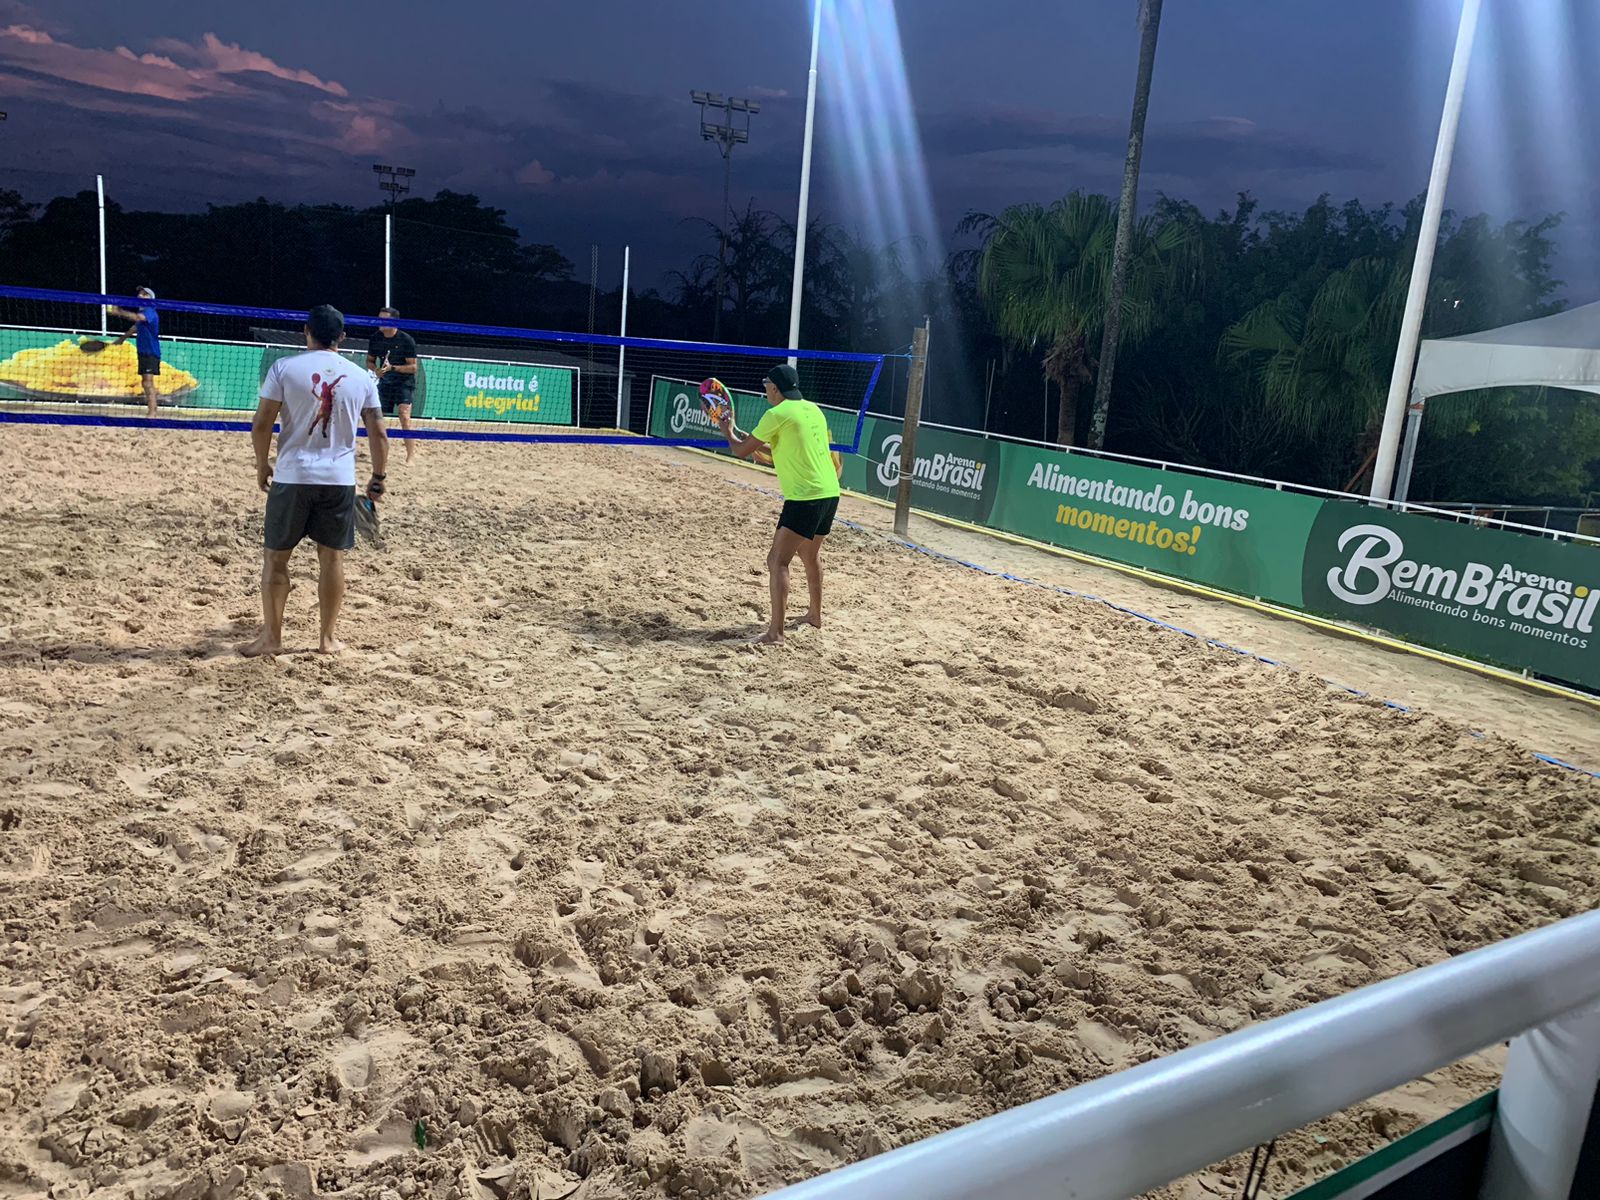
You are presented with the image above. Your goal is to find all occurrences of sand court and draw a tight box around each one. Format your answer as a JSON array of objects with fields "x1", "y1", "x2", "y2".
[{"x1": 1, "y1": 424, "x2": 1596, "y2": 1200}]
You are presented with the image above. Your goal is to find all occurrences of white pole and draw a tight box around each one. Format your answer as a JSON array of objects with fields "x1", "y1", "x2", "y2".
[
  {"x1": 96, "y1": 174, "x2": 108, "y2": 333},
  {"x1": 785, "y1": 0, "x2": 823, "y2": 366},
  {"x1": 615, "y1": 245, "x2": 631, "y2": 431},
  {"x1": 384, "y1": 212, "x2": 392, "y2": 309},
  {"x1": 1370, "y1": 0, "x2": 1482, "y2": 501},
  {"x1": 1479, "y1": 1002, "x2": 1600, "y2": 1200}
]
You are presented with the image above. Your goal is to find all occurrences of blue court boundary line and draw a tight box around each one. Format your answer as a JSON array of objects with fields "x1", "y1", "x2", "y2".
[
  {"x1": 719, "y1": 476, "x2": 1600, "y2": 781},
  {"x1": 0, "y1": 411, "x2": 864, "y2": 453},
  {"x1": 0, "y1": 284, "x2": 894, "y2": 362}
]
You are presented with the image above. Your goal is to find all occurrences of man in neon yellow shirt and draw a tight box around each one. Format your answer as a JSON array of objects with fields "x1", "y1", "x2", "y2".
[{"x1": 720, "y1": 364, "x2": 841, "y2": 644}]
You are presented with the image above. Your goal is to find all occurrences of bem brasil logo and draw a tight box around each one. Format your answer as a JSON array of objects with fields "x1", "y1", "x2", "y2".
[
  {"x1": 1326, "y1": 522, "x2": 1597, "y2": 637},
  {"x1": 876, "y1": 433, "x2": 987, "y2": 493}
]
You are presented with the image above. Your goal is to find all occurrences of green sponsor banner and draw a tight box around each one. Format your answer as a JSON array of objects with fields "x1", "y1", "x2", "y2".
[
  {"x1": 264, "y1": 349, "x2": 578, "y2": 424},
  {"x1": 0, "y1": 327, "x2": 264, "y2": 411},
  {"x1": 1302, "y1": 503, "x2": 1600, "y2": 687},
  {"x1": 987, "y1": 442, "x2": 1323, "y2": 605},
  {"x1": 0, "y1": 328, "x2": 577, "y2": 424},
  {"x1": 418, "y1": 356, "x2": 575, "y2": 424},
  {"x1": 841, "y1": 414, "x2": 1000, "y2": 525}
]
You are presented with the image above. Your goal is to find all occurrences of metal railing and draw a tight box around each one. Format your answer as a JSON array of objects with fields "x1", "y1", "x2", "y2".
[{"x1": 767, "y1": 910, "x2": 1600, "y2": 1200}]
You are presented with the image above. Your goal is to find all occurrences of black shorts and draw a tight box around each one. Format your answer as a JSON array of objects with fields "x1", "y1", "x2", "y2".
[
  {"x1": 264, "y1": 483, "x2": 356, "y2": 551},
  {"x1": 137, "y1": 353, "x2": 161, "y2": 376},
  {"x1": 379, "y1": 389, "x2": 413, "y2": 415},
  {"x1": 778, "y1": 496, "x2": 839, "y2": 540}
]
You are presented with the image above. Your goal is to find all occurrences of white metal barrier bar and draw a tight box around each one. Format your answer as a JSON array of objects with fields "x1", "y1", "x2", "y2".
[{"x1": 765, "y1": 910, "x2": 1600, "y2": 1200}]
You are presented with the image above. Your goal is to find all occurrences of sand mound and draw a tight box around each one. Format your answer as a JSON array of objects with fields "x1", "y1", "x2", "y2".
[{"x1": 1, "y1": 426, "x2": 1595, "y2": 1200}]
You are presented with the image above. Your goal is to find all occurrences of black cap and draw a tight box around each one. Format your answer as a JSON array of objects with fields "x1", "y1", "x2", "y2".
[
  {"x1": 307, "y1": 304, "x2": 345, "y2": 346},
  {"x1": 765, "y1": 363, "x2": 803, "y2": 399}
]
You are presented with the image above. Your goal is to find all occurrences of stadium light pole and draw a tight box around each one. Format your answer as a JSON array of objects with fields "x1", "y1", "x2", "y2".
[
  {"x1": 372, "y1": 164, "x2": 416, "y2": 308},
  {"x1": 96, "y1": 174, "x2": 108, "y2": 334},
  {"x1": 786, "y1": 0, "x2": 824, "y2": 366},
  {"x1": 1370, "y1": 0, "x2": 1483, "y2": 503},
  {"x1": 691, "y1": 91, "x2": 760, "y2": 342}
]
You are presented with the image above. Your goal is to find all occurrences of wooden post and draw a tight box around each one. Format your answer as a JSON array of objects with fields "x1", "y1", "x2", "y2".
[{"x1": 894, "y1": 319, "x2": 930, "y2": 538}]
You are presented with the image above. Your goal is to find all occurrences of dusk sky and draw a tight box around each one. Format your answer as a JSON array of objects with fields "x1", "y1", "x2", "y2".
[{"x1": 4, "y1": 0, "x2": 1597, "y2": 301}]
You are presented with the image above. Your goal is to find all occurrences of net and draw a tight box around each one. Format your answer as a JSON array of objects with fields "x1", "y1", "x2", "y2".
[{"x1": 0, "y1": 286, "x2": 886, "y2": 451}]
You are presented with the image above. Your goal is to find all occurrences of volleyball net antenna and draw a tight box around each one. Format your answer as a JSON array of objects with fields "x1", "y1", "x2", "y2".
[{"x1": 0, "y1": 286, "x2": 886, "y2": 452}]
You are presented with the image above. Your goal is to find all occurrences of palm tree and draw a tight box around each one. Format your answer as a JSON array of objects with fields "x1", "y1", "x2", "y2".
[
  {"x1": 1222, "y1": 256, "x2": 1483, "y2": 489},
  {"x1": 676, "y1": 206, "x2": 788, "y2": 341},
  {"x1": 1091, "y1": 0, "x2": 1165, "y2": 451},
  {"x1": 966, "y1": 191, "x2": 1190, "y2": 446}
]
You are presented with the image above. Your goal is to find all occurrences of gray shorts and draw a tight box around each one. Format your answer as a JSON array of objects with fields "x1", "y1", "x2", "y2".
[{"x1": 264, "y1": 483, "x2": 355, "y2": 551}]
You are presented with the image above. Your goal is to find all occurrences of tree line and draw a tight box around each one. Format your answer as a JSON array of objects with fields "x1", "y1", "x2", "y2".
[{"x1": 1, "y1": 184, "x2": 1596, "y2": 506}]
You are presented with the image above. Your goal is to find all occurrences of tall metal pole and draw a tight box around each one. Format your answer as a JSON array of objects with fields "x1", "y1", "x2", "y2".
[
  {"x1": 1370, "y1": 0, "x2": 1483, "y2": 502},
  {"x1": 716, "y1": 147, "x2": 732, "y2": 342},
  {"x1": 615, "y1": 245, "x2": 631, "y2": 431},
  {"x1": 96, "y1": 174, "x2": 107, "y2": 333},
  {"x1": 372, "y1": 164, "x2": 415, "y2": 308},
  {"x1": 692, "y1": 93, "x2": 758, "y2": 345},
  {"x1": 786, "y1": 0, "x2": 823, "y2": 366}
]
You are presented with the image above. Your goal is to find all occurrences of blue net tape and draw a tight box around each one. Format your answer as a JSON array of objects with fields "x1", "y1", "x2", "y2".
[
  {"x1": 0, "y1": 286, "x2": 885, "y2": 451},
  {"x1": 0, "y1": 285, "x2": 884, "y2": 363},
  {"x1": 0, "y1": 410, "x2": 863, "y2": 451}
]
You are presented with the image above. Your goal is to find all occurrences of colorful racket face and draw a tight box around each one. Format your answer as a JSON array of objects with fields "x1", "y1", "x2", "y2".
[{"x1": 699, "y1": 377, "x2": 733, "y2": 424}]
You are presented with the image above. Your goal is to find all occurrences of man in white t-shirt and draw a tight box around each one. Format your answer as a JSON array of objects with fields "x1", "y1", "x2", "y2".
[{"x1": 242, "y1": 304, "x2": 389, "y2": 657}]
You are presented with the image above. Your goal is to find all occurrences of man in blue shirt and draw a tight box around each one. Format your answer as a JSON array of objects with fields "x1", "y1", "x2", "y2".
[{"x1": 107, "y1": 286, "x2": 161, "y2": 417}]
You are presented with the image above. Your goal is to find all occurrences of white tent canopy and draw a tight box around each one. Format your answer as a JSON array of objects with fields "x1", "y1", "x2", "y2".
[
  {"x1": 1395, "y1": 300, "x2": 1600, "y2": 501},
  {"x1": 1412, "y1": 300, "x2": 1600, "y2": 401}
]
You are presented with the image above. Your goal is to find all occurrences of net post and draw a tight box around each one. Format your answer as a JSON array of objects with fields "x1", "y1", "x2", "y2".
[
  {"x1": 893, "y1": 319, "x2": 930, "y2": 538},
  {"x1": 615, "y1": 245, "x2": 630, "y2": 431}
]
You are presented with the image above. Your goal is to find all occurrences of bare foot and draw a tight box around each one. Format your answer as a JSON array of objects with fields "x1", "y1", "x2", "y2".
[
  {"x1": 239, "y1": 633, "x2": 281, "y2": 657},
  {"x1": 318, "y1": 637, "x2": 346, "y2": 655},
  {"x1": 753, "y1": 630, "x2": 784, "y2": 646},
  {"x1": 788, "y1": 610, "x2": 823, "y2": 629}
]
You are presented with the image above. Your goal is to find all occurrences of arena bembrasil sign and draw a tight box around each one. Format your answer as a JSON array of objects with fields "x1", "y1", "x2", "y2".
[
  {"x1": 835, "y1": 415, "x2": 999, "y2": 524},
  {"x1": 1302, "y1": 504, "x2": 1600, "y2": 686}
]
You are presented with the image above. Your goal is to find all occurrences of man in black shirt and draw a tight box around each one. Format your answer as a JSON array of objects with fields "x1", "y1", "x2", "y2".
[{"x1": 366, "y1": 307, "x2": 419, "y2": 461}]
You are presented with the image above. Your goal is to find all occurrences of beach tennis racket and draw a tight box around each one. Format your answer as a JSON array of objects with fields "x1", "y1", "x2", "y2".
[
  {"x1": 700, "y1": 377, "x2": 733, "y2": 424},
  {"x1": 77, "y1": 330, "x2": 131, "y2": 355},
  {"x1": 355, "y1": 495, "x2": 383, "y2": 549}
]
